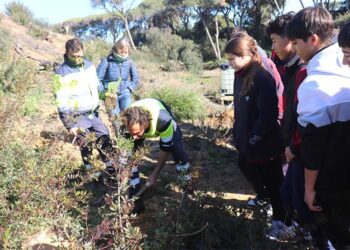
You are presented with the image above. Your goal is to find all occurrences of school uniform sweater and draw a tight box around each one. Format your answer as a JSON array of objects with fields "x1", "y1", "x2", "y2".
[
  {"x1": 233, "y1": 62, "x2": 284, "y2": 162},
  {"x1": 297, "y1": 43, "x2": 350, "y2": 199},
  {"x1": 280, "y1": 55, "x2": 307, "y2": 155}
]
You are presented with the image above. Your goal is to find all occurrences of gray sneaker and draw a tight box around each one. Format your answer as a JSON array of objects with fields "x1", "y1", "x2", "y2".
[{"x1": 247, "y1": 196, "x2": 269, "y2": 207}]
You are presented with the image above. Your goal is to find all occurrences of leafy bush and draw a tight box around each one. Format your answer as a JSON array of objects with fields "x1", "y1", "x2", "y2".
[
  {"x1": 179, "y1": 40, "x2": 203, "y2": 73},
  {"x1": 27, "y1": 25, "x2": 49, "y2": 39},
  {"x1": 20, "y1": 91, "x2": 42, "y2": 117},
  {"x1": 84, "y1": 39, "x2": 112, "y2": 65},
  {"x1": 334, "y1": 11, "x2": 350, "y2": 28},
  {"x1": 0, "y1": 140, "x2": 83, "y2": 248},
  {"x1": 5, "y1": 1, "x2": 34, "y2": 26},
  {"x1": 0, "y1": 59, "x2": 37, "y2": 94},
  {"x1": 146, "y1": 28, "x2": 183, "y2": 61},
  {"x1": 148, "y1": 87, "x2": 206, "y2": 121},
  {"x1": 0, "y1": 29, "x2": 37, "y2": 96},
  {"x1": 145, "y1": 28, "x2": 203, "y2": 72},
  {"x1": 0, "y1": 28, "x2": 13, "y2": 62}
]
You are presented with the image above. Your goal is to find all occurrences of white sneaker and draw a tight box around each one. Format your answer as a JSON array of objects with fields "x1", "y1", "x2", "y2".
[
  {"x1": 266, "y1": 220, "x2": 296, "y2": 240},
  {"x1": 264, "y1": 204, "x2": 273, "y2": 218},
  {"x1": 176, "y1": 162, "x2": 191, "y2": 172},
  {"x1": 247, "y1": 197, "x2": 268, "y2": 207}
]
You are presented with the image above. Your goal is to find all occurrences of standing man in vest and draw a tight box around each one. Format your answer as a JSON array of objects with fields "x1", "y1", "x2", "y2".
[
  {"x1": 53, "y1": 38, "x2": 114, "y2": 178},
  {"x1": 121, "y1": 98, "x2": 191, "y2": 189}
]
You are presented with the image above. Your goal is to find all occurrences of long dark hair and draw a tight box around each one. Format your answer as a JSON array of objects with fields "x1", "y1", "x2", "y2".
[{"x1": 224, "y1": 32, "x2": 262, "y2": 95}]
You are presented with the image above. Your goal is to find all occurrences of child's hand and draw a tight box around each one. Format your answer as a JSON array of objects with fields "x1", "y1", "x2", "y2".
[{"x1": 285, "y1": 146, "x2": 295, "y2": 162}]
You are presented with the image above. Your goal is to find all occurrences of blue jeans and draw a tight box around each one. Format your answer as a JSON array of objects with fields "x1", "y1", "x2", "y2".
[{"x1": 112, "y1": 89, "x2": 132, "y2": 115}]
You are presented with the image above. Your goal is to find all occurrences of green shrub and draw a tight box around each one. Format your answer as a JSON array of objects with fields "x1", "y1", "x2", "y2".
[
  {"x1": 145, "y1": 28, "x2": 203, "y2": 72},
  {"x1": 20, "y1": 91, "x2": 42, "y2": 117},
  {"x1": 27, "y1": 25, "x2": 49, "y2": 39},
  {"x1": 148, "y1": 87, "x2": 206, "y2": 121},
  {"x1": 334, "y1": 11, "x2": 350, "y2": 28},
  {"x1": 84, "y1": 39, "x2": 112, "y2": 65},
  {"x1": 0, "y1": 141, "x2": 83, "y2": 248},
  {"x1": 179, "y1": 40, "x2": 203, "y2": 73},
  {"x1": 132, "y1": 48, "x2": 161, "y2": 66},
  {"x1": 0, "y1": 59, "x2": 37, "y2": 94},
  {"x1": 5, "y1": 1, "x2": 33, "y2": 26},
  {"x1": 146, "y1": 28, "x2": 183, "y2": 61},
  {"x1": 0, "y1": 28, "x2": 13, "y2": 61}
]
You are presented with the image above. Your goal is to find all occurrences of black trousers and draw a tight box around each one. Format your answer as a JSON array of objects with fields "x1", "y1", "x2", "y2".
[
  {"x1": 238, "y1": 154, "x2": 268, "y2": 199},
  {"x1": 239, "y1": 154, "x2": 286, "y2": 221},
  {"x1": 318, "y1": 196, "x2": 350, "y2": 249}
]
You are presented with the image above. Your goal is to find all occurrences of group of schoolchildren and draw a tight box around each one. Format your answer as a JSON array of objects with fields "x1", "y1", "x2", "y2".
[
  {"x1": 226, "y1": 7, "x2": 350, "y2": 248},
  {"x1": 53, "y1": 5, "x2": 350, "y2": 249}
]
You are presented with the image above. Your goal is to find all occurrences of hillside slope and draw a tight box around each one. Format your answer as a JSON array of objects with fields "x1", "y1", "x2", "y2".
[{"x1": 0, "y1": 14, "x2": 70, "y2": 64}]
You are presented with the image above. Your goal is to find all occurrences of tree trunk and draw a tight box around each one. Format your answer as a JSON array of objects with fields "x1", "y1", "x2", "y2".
[
  {"x1": 201, "y1": 15, "x2": 219, "y2": 59},
  {"x1": 123, "y1": 16, "x2": 137, "y2": 50},
  {"x1": 273, "y1": 0, "x2": 281, "y2": 12},
  {"x1": 215, "y1": 16, "x2": 221, "y2": 59},
  {"x1": 112, "y1": 31, "x2": 117, "y2": 43}
]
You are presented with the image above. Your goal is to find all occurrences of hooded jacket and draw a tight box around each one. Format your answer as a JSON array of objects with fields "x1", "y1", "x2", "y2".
[
  {"x1": 297, "y1": 43, "x2": 350, "y2": 200},
  {"x1": 96, "y1": 54, "x2": 139, "y2": 94}
]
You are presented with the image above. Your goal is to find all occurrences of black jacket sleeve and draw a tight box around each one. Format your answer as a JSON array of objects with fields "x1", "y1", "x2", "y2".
[
  {"x1": 248, "y1": 71, "x2": 279, "y2": 144},
  {"x1": 299, "y1": 123, "x2": 329, "y2": 171}
]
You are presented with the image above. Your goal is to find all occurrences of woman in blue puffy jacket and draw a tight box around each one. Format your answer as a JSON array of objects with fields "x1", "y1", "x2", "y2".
[{"x1": 97, "y1": 38, "x2": 139, "y2": 115}]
